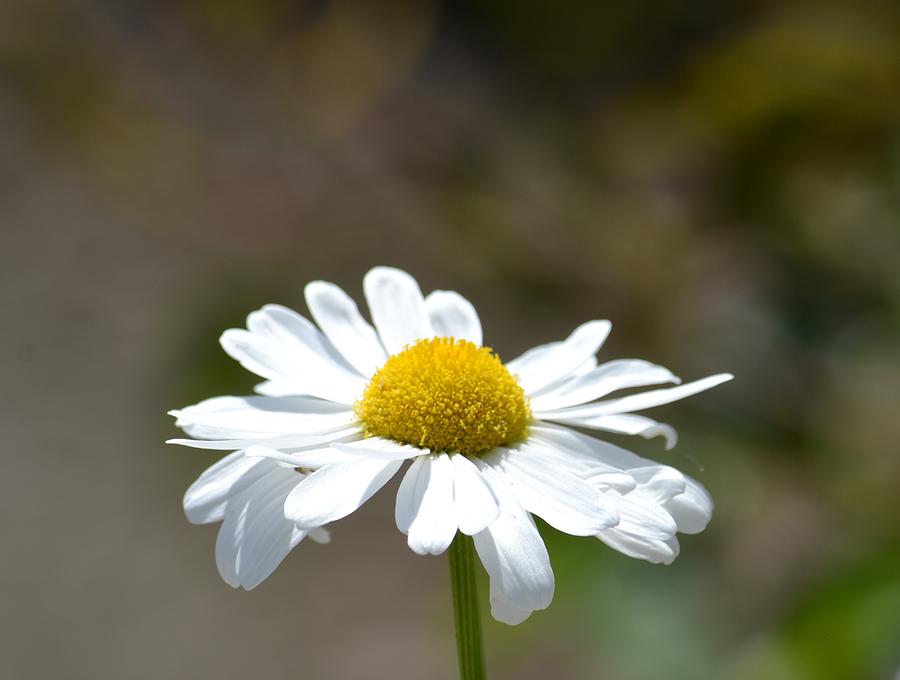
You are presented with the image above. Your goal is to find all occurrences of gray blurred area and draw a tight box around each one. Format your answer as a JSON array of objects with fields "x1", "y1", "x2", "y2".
[{"x1": 2, "y1": 1, "x2": 899, "y2": 679}]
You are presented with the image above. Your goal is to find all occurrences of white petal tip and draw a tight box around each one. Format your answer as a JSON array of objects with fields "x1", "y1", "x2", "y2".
[
  {"x1": 219, "y1": 328, "x2": 240, "y2": 345},
  {"x1": 366, "y1": 265, "x2": 405, "y2": 277},
  {"x1": 407, "y1": 533, "x2": 454, "y2": 556},
  {"x1": 645, "y1": 425, "x2": 678, "y2": 450},
  {"x1": 308, "y1": 527, "x2": 332, "y2": 544},
  {"x1": 585, "y1": 319, "x2": 612, "y2": 337},
  {"x1": 304, "y1": 279, "x2": 329, "y2": 293},
  {"x1": 363, "y1": 266, "x2": 415, "y2": 291},
  {"x1": 491, "y1": 604, "x2": 544, "y2": 626}
]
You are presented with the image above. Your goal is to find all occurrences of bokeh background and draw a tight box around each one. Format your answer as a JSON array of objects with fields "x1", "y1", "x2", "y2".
[{"x1": 3, "y1": 1, "x2": 900, "y2": 678}]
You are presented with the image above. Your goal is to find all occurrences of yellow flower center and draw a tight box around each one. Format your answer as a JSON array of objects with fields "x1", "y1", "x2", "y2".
[{"x1": 355, "y1": 338, "x2": 531, "y2": 456}]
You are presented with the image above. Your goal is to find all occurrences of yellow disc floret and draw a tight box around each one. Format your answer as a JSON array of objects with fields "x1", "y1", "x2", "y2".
[{"x1": 355, "y1": 338, "x2": 531, "y2": 456}]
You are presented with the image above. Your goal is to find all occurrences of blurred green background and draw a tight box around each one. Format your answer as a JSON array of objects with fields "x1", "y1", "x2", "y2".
[{"x1": 2, "y1": 1, "x2": 899, "y2": 678}]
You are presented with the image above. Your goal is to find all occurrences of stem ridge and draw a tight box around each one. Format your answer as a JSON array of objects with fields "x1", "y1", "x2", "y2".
[{"x1": 449, "y1": 534, "x2": 486, "y2": 680}]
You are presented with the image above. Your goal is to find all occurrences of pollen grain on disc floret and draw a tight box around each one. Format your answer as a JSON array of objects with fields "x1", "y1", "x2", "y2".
[{"x1": 355, "y1": 337, "x2": 531, "y2": 456}]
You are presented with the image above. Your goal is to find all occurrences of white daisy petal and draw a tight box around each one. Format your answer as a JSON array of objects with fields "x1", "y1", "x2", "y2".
[
  {"x1": 521, "y1": 354, "x2": 598, "y2": 398},
  {"x1": 183, "y1": 452, "x2": 272, "y2": 524},
  {"x1": 596, "y1": 530, "x2": 680, "y2": 565},
  {"x1": 395, "y1": 457, "x2": 428, "y2": 534},
  {"x1": 627, "y1": 466, "x2": 687, "y2": 503},
  {"x1": 243, "y1": 443, "x2": 359, "y2": 470},
  {"x1": 220, "y1": 304, "x2": 367, "y2": 403},
  {"x1": 500, "y1": 440, "x2": 595, "y2": 477},
  {"x1": 332, "y1": 437, "x2": 424, "y2": 460},
  {"x1": 591, "y1": 464, "x2": 701, "y2": 562},
  {"x1": 485, "y1": 449, "x2": 618, "y2": 536},
  {"x1": 425, "y1": 290, "x2": 483, "y2": 345},
  {"x1": 517, "y1": 434, "x2": 642, "y2": 499},
  {"x1": 507, "y1": 320, "x2": 612, "y2": 394},
  {"x1": 215, "y1": 502, "x2": 242, "y2": 587},
  {"x1": 472, "y1": 464, "x2": 554, "y2": 625},
  {"x1": 363, "y1": 267, "x2": 433, "y2": 355},
  {"x1": 167, "y1": 426, "x2": 363, "y2": 451},
  {"x1": 248, "y1": 304, "x2": 357, "y2": 372},
  {"x1": 450, "y1": 453, "x2": 499, "y2": 536},
  {"x1": 234, "y1": 514, "x2": 307, "y2": 589},
  {"x1": 572, "y1": 356, "x2": 598, "y2": 377},
  {"x1": 664, "y1": 476, "x2": 714, "y2": 534},
  {"x1": 528, "y1": 423, "x2": 647, "y2": 470},
  {"x1": 604, "y1": 492, "x2": 677, "y2": 540},
  {"x1": 544, "y1": 373, "x2": 734, "y2": 419},
  {"x1": 170, "y1": 395, "x2": 356, "y2": 440},
  {"x1": 307, "y1": 527, "x2": 332, "y2": 544},
  {"x1": 490, "y1": 591, "x2": 537, "y2": 626},
  {"x1": 405, "y1": 453, "x2": 458, "y2": 556},
  {"x1": 545, "y1": 413, "x2": 679, "y2": 450},
  {"x1": 530, "y1": 359, "x2": 679, "y2": 411},
  {"x1": 248, "y1": 380, "x2": 276, "y2": 396},
  {"x1": 283, "y1": 457, "x2": 402, "y2": 527},
  {"x1": 504, "y1": 340, "x2": 557, "y2": 369},
  {"x1": 220, "y1": 328, "x2": 290, "y2": 387},
  {"x1": 305, "y1": 280, "x2": 388, "y2": 377},
  {"x1": 584, "y1": 470, "x2": 638, "y2": 494},
  {"x1": 530, "y1": 424, "x2": 712, "y2": 558},
  {"x1": 531, "y1": 425, "x2": 702, "y2": 538},
  {"x1": 215, "y1": 470, "x2": 307, "y2": 589}
]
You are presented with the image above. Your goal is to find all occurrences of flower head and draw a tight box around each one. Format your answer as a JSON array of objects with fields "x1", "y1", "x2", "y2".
[
  {"x1": 355, "y1": 337, "x2": 531, "y2": 455},
  {"x1": 170, "y1": 266, "x2": 732, "y2": 624}
]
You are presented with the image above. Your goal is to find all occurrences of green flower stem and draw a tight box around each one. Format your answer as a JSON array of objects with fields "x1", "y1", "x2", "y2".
[{"x1": 448, "y1": 534, "x2": 487, "y2": 680}]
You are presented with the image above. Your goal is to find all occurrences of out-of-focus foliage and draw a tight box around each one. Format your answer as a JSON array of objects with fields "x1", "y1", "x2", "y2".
[{"x1": 2, "y1": 1, "x2": 899, "y2": 679}]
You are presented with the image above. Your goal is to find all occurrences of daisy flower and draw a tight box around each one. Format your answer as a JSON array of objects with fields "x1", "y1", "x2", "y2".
[{"x1": 170, "y1": 267, "x2": 731, "y2": 624}]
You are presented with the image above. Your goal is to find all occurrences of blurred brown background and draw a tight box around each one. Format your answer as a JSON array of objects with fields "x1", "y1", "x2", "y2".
[{"x1": 2, "y1": 1, "x2": 900, "y2": 678}]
